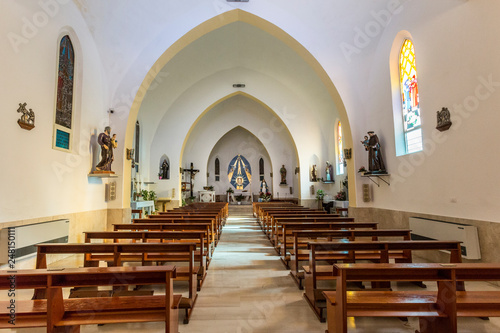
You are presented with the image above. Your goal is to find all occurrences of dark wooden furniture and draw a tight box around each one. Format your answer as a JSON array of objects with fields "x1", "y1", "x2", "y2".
[
  {"x1": 0, "y1": 266, "x2": 179, "y2": 332},
  {"x1": 324, "y1": 263, "x2": 500, "y2": 333},
  {"x1": 303, "y1": 240, "x2": 463, "y2": 321}
]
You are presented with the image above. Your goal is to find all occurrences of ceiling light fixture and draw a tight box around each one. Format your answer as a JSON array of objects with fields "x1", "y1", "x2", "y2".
[{"x1": 233, "y1": 84, "x2": 245, "y2": 88}]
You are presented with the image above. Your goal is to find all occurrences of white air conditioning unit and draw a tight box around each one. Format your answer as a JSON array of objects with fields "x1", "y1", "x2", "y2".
[{"x1": 409, "y1": 217, "x2": 481, "y2": 260}]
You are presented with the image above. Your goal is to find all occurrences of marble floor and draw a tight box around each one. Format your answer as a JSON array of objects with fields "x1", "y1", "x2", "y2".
[{"x1": 4, "y1": 205, "x2": 500, "y2": 332}]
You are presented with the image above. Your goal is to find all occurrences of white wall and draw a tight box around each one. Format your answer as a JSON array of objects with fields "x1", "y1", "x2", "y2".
[{"x1": 0, "y1": 0, "x2": 109, "y2": 224}]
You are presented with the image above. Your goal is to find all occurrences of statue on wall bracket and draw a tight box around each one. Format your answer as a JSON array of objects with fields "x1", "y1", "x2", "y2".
[
  {"x1": 361, "y1": 131, "x2": 387, "y2": 174},
  {"x1": 93, "y1": 126, "x2": 116, "y2": 174},
  {"x1": 436, "y1": 107, "x2": 452, "y2": 131}
]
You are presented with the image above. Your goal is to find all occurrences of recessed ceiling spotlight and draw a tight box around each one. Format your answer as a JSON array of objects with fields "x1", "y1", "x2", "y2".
[{"x1": 233, "y1": 84, "x2": 245, "y2": 88}]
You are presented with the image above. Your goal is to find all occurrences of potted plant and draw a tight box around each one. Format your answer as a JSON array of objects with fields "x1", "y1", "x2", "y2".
[
  {"x1": 358, "y1": 166, "x2": 367, "y2": 174},
  {"x1": 226, "y1": 187, "x2": 234, "y2": 194},
  {"x1": 316, "y1": 189, "x2": 325, "y2": 210}
]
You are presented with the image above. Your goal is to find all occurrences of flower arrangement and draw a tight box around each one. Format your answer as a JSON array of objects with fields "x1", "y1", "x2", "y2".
[
  {"x1": 358, "y1": 166, "x2": 367, "y2": 173},
  {"x1": 235, "y1": 194, "x2": 244, "y2": 202},
  {"x1": 226, "y1": 187, "x2": 234, "y2": 193},
  {"x1": 335, "y1": 191, "x2": 347, "y2": 201},
  {"x1": 259, "y1": 191, "x2": 272, "y2": 201}
]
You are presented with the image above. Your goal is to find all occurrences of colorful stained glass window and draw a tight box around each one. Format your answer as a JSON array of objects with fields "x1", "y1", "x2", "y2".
[
  {"x1": 55, "y1": 36, "x2": 74, "y2": 129},
  {"x1": 399, "y1": 39, "x2": 422, "y2": 153},
  {"x1": 337, "y1": 122, "x2": 344, "y2": 175}
]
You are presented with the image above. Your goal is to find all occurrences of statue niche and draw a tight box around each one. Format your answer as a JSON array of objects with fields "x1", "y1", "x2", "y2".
[{"x1": 159, "y1": 155, "x2": 170, "y2": 180}]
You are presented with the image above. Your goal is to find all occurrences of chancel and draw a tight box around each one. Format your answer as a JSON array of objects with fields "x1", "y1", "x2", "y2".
[{"x1": 2, "y1": 1, "x2": 500, "y2": 332}]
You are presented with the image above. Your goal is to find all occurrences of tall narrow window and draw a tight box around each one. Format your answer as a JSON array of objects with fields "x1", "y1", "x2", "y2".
[
  {"x1": 215, "y1": 158, "x2": 220, "y2": 181},
  {"x1": 53, "y1": 35, "x2": 74, "y2": 151},
  {"x1": 259, "y1": 158, "x2": 264, "y2": 181},
  {"x1": 337, "y1": 122, "x2": 345, "y2": 175},
  {"x1": 134, "y1": 121, "x2": 140, "y2": 171},
  {"x1": 399, "y1": 39, "x2": 423, "y2": 153}
]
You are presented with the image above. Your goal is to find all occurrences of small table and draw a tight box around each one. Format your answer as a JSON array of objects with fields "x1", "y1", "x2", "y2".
[{"x1": 131, "y1": 200, "x2": 155, "y2": 215}]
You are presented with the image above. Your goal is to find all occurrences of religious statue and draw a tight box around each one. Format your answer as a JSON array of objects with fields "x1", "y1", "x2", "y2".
[
  {"x1": 280, "y1": 165, "x2": 287, "y2": 184},
  {"x1": 325, "y1": 161, "x2": 334, "y2": 183},
  {"x1": 436, "y1": 107, "x2": 452, "y2": 131},
  {"x1": 260, "y1": 179, "x2": 269, "y2": 194},
  {"x1": 95, "y1": 126, "x2": 113, "y2": 172},
  {"x1": 364, "y1": 131, "x2": 386, "y2": 174},
  {"x1": 361, "y1": 136, "x2": 369, "y2": 151},
  {"x1": 159, "y1": 159, "x2": 169, "y2": 179},
  {"x1": 311, "y1": 165, "x2": 318, "y2": 182},
  {"x1": 108, "y1": 133, "x2": 117, "y2": 171}
]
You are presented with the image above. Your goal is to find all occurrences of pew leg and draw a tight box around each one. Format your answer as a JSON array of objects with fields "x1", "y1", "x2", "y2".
[{"x1": 419, "y1": 317, "x2": 455, "y2": 333}]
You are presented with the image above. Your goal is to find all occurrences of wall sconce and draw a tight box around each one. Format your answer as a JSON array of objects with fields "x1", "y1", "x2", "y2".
[
  {"x1": 343, "y1": 148, "x2": 352, "y2": 159},
  {"x1": 179, "y1": 167, "x2": 184, "y2": 173},
  {"x1": 295, "y1": 167, "x2": 300, "y2": 175}
]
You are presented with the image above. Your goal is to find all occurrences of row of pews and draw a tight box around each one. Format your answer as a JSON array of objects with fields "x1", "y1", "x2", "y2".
[
  {"x1": 0, "y1": 202, "x2": 228, "y2": 333},
  {"x1": 254, "y1": 201, "x2": 500, "y2": 333}
]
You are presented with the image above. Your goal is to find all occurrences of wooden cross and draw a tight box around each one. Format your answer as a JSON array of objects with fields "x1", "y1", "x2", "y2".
[{"x1": 183, "y1": 162, "x2": 199, "y2": 197}]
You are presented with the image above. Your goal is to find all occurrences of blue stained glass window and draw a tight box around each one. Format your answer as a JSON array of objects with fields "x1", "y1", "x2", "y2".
[{"x1": 55, "y1": 129, "x2": 70, "y2": 150}]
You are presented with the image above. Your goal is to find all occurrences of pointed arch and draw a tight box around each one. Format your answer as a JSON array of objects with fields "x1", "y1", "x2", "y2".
[{"x1": 123, "y1": 9, "x2": 355, "y2": 205}]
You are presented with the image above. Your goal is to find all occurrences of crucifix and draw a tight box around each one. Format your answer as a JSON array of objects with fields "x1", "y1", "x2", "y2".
[{"x1": 183, "y1": 162, "x2": 199, "y2": 198}]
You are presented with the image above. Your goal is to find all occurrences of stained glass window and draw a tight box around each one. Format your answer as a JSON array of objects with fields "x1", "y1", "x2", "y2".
[
  {"x1": 53, "y1": 35, "x2": 75, "y2": 151},
  {"x1": 337, "y1": 122, "x2": 344, "y2": 175},
  {"x1": 399, "y1": 39, "x2": 423, "y2": 153},
  {"x1": 55, "y1": 36, "x2": 74, "y2": 129}
]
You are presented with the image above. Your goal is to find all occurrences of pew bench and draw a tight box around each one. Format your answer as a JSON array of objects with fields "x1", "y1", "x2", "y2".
[
  {"x1": 303, "y1": 240, "x2": 462, "y2": 321},
  {"x1": 323, "y1": 263, "x2": 500, "y2": 333},
  {"x1": 0, "y1": 266, "x2": 180, "y2": 332},
  {"x1": 35, "y1": 242, "x2": 199, "y2": 323},
  {"x1": 84, "y1": 230, "x2": 208, "y2": 288},
  {"x1": 275, "y1": 218, "x2": 360, "y2": 254},
  {"x1": 287, "y1": 229, "x2": 411, "y2": 289},
  {"x1": 113, "y1": 222, "x2": 214, "y2": 255}
]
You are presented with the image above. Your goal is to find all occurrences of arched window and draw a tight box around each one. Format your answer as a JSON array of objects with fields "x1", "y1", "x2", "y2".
[
  {"x1": 399, "y1": 39, "x2": 423, "y2": 153},
  {"x1": 53, "y1": 35, "x2": 74, "y2": 151},
  {"x1": 337, "y1": 121, "x2": 345, "y2": 175},
  {"x1": 215, "y1": 158, "x2": 220, "y2": 181},
  {"x1": 259, "y1": 158, "x2": 264, "y2": 181},
  {"x1": 134, "y1": 121, "x2": 140, "y2": 171}
]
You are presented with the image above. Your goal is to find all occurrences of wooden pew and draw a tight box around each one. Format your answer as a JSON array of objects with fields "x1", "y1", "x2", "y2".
[
  {"x1": 84, "y1": 230, "x2": 209, "y2": 288},
  {"x1": 324, "y1": 263, "x2": 500, "y2": 333},
  {"x1": 303, "y1": 240, "x2": 462, "y2": 321},
  {"x1": 153, "y1": 213, "x2": 222, "y2": 232},
  {"x1": 274, "y1": 217, "x2": 357, "y2": 249},
  {"x1": 275, "y1": 220, "x2": 375, "y2": 255},
  {"x1": 253, "y1": 201, "x2": 297, "y2": 216},
  {"x1": 0, "y1": 265, "x2": 179, "y2": 332},
  {"x1": 265, "y1": 212, "x2": 333, "y2": 240},
  {"x1": 35, "y1": 242, "x2": 199, "y2": 323},
  {"x1": 113, "y1": 223, "x2": 213, "y2": 255},
  {"x1": 288, "y1": 229, "x2": 412, "y2": 288},
  {"x1": 133, "y1": 217, "x2": 218, "y2": 247}
]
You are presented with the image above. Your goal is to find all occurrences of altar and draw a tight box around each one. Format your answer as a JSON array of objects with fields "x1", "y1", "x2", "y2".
[
  {"x1": 228, "y1": 192, "x2": 253, "y2": 204},
  {"x1": 199, "y1": 190, "x2": 215, "y2": 202}
]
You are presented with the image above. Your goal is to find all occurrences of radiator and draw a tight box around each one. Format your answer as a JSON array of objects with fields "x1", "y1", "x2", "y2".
[
  {"x1": 409, "y1": 217, "x2": 481, "y2": 260},
  {"x1": 0, "y1": 219, "x2": 69, "y2": 263}
]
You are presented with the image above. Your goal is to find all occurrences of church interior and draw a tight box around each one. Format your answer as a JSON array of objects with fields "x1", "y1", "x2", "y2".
[{"x1": 2, "y1": 1, "x2": 500, "y2": 332}]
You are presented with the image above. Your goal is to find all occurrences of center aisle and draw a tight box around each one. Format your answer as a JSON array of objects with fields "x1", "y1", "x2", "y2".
[{"x1": 183, "y1": 205, "x2": 325, "y2": 333}]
